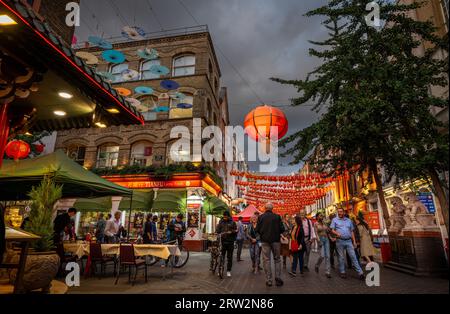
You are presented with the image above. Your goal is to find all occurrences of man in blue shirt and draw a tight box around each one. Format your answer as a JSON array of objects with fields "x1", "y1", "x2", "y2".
[
  {"x1": 236, "y1": 216, "x2": 246, "y2": 262},
  {"x1": 330, "y1": 207, "x2": 364, "y2": 280}
]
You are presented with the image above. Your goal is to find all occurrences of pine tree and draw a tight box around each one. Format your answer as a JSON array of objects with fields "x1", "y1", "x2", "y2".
[{"x1": 272, "y1": 0, "x2": 448, "y2": 231}]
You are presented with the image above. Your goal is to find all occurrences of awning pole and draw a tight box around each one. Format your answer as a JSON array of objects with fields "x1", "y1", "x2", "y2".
[{"x1": 127, "y1": 193, "x2": 133, "y2": 241}]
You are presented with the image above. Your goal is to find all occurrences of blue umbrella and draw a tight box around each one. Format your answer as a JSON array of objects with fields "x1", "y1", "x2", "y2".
[
  {"x1": 122, "y1": 26, "x2": 146, "y2": 41},
  {"x1": 88, "y1": 36, "x2": 113, "y2": 49},
  {"x1": 101, "y1": 50, "x2": 126, "y2": 64},
  {"x1": 149, "y1": 65, "x2": 170, "y2": 76},
  {"x1": 137, "y1": 48, "x2": 158, "y2": 60},
  {"x1": 134, "y1": 86, "x2": 154, "y2": 95},
  {"x1": 154, "y1": 106, "x2": 170, "y2": 112},
  {"x1": 96, "y1": 71, "x2": 115, "y2": 82},
  {"x1": 160, "y1": 80, "x2": 180, "y2": 90},
  {"x1": 177, "y1": 103, "x2": 193, "y2": 109}
]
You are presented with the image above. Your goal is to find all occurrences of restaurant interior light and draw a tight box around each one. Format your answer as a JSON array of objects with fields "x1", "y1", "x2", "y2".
[
  {"x1": 58, "y1": 91, "x2": 73, "y2": 99},
  {"x1": 106, "y1": 108, "x2": 120, "y2": 114},
  {"x1": 0, "y1": 15, "x2": 17, "y2": 26},
  {"x1": 53, "y1": 110, "x2": 67, "y2": 116},
  {"x1": 95, "y1": 122, "x2": 107, "y2": 128}
]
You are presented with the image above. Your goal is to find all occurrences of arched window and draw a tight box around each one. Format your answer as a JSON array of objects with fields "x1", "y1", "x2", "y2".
[
  {"x1": 166, "y1": 140, "x2": 191, "y2": 165},
  {"x1": 137, "y1": 95, "x2": 158, "y2": 121},
  {"x1": 169, "y1": 93, "x2": 194, "y2": 119},
  {"x1": 110, "y1": 63, "x2": 129, "y2": 83},
  {"x1": 140, "y1": 59, "x2": 161, "y2": 80},
  {"x1": 172, "y1": 54, "x2": 196, "y2": 77},
  {"x1": 66, "y1": 145, "x2": 86, "y2": 165},
  {"x1": 96, "y1": 144, "x2": 119, "y2": 168},
  {"x1": 205, "y1": 99, "x2": 212, "y2": 122},
  {"x1": 130, "y1": 141, "x2": 153, "y2": 166},
  {"x1": 208, "y1": 60, "x2": 213, "y2": 78}
]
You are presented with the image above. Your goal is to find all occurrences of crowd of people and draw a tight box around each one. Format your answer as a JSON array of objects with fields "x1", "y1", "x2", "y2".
[{"x1": 214, "y1": 203, "x2": 376, "y2": 287}]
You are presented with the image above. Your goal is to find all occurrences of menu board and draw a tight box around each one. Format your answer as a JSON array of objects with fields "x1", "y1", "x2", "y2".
[
  {"x1": 364, "y1": 212, "x2": 380, "y2": 230},
  {"x1": 418, "y1": 192, "x2": 436, "y2": 214}
]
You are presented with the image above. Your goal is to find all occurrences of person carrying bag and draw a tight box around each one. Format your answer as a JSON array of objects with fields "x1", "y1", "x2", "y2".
[{"x1": 288, "y1": 215, "x2": 306, "y2": 277}]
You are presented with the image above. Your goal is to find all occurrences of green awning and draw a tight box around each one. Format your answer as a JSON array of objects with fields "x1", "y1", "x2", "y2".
[
  {"x1": 151, "y1": 189, "x2": 187, "y2": 212},
  {"x1": 73, "y1": 197, "x2": 112, "y2": 212},
  {"x1": 0, "y1": 150, "x2": 132, "y2": 200},
  {"x1": 203, "y1": 195, "x2": 229, "y2": 216},
  {"x1": 119, "y1": 190, "x2": 154, "y2": 211}
]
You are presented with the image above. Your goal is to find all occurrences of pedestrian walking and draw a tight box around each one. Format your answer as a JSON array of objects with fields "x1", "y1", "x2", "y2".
[
  {"x1": 330, "y1": 207, "x2": 365, "y2": 280},
  {"x1": 216, "y1": 211, "x2": 238, "y2": 277},
  {"x1": 246, "y1": 215, "x2": 261, "y2": 274},
  {"x1": 255, "y1": 203, "x2": 285, "y2": 287},
  {"x1": 314, "y1": 213, "x2": 331, "y2": 278},
  {"x1": 328, "y1": 213, "x2": 337, "y2": 269},
  {"x1": 355, "y1": 214, "x2": 376, "y2": 263},
  {"x1": 347, "y1": 216, "x2": 362, "y2": 269},
  {"x1": 299, "y1": 209, "x2": 316, "y2": 271},
  {"x1": 281, "y1": 214, "x2": 292, "y2": 269},
  {"x1": 104, "y1": 211, "x2": 123, "y2": 243},
  {"x1": 288, "y1": 215, "x2": 306, "y2": 277},
  {"x1": 143, "y1": 213, "x2": 153, "y2": 244},
  {"x1": 95, "y1": 213, "x2": 106, "y2": 243},
  {"x1": 236, "y1": 216, "x2": 245, "y2": 262}
]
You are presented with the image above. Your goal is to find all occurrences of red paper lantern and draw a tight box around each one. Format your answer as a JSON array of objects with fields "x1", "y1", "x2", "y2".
[
  {"x1": 244, "y1": 105, "x2": 288, "y2": 141},
  {"x1": 5, "y1": 140, "x2": 30, "y2": 160},
  {"x1": 34, "y1": 143, "x2": 45, "y2": 153}
]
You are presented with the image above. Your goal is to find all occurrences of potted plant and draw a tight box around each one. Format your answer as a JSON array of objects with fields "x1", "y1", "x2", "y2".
[{"x1": 11, "y1": 176, "x2": 62, "y2": 292}]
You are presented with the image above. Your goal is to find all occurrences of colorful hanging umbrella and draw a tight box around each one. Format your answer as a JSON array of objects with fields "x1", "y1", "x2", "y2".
[
  {"x1": 101, "y1": 50, "x2": 126, "y2": 64},
  {"x1": 75, "y1": 51, "x2": 99, "y2": 65},
  {"x1": 88, "y1": 36, "x2": 113, "y2": 49},
  {"x1": 96, "y1": 71, "x2": 115, "y2": 82},
  {"x1": 154, "y1": 106, "x2": 170, "y2": 112},
  {"x1": 177, "y1": 103, "x2": 193, "y2": 109},
  {"x1": 114, "y1": 87, "x2": 132, "y2": 97},
  {"x1": 121, "y1": 69, "x2": 139, "y2": 81},
  {"x1": 137, "y1": 48, "x2": 158, "y2": 60},
  {"x1": 170, "y1": 92, "x2": 186, "y2": 100},
  {"x1": 149, "y1": 65, "x2": 170, "y2": 76},
  {"x1": 134, "y1": 86, "x2": 154, "y2": 95},
  {"x1": 160, "y1": 80, "x2": 179, "y2": 90},
  {"x1": 122, "y1": 26, "x2": 146, "y2": 41}
]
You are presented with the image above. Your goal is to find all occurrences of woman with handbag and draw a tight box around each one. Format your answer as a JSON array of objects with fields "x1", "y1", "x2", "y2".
[{"x1": 288, "y1": 215, "x2": 306, "y2": 277}]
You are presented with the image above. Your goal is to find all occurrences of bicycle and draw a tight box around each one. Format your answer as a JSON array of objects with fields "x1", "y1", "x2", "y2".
[
  {"x1": 209, "y1": 232, "x2": 232, "y2": 279},
  {"x1": 147, "y1": 237, "x2": 189, "y2": 268}
]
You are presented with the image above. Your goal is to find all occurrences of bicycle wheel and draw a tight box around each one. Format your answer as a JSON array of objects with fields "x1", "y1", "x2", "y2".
[
  {"x1": 147, "y1": 256, "x2": 160, "y2": 266},
  {"x1": 173, "y1": 245, "x2": 190, "y2": 268},
  {"x1": 210, "y1": 255, "x2": 218, "y2": 274},
  {"x1": 218, "y1": 255, "x2": 224, "y2": 279}
]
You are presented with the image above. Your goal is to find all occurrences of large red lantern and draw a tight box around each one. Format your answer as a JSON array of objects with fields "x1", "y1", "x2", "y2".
[
  {"x1": 244, "y1": 105, "x2": 288, "y2": 142},
  {"x1": 5, "y1": 140, "x2": 30, "y2": 160}
]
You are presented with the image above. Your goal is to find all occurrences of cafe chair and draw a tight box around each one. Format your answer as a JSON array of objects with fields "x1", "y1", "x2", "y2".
[
  {"x1": 56, "y1": 243, "x2": 81, "y2": 276},
  {"x1": 114, "y1": 243, "x2": 147, "y2": 286},
  {"x1": 89, "y1": 242, "x2": 117, "y2": 278}
]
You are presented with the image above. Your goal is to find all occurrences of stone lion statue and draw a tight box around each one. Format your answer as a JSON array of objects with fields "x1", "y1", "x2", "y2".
[
  {"x1": 389, "y1": 196, "x2": 407, "y2": 232},
  {"x1": 403, "y1": 192, "x2": 430, "y2": 227}
]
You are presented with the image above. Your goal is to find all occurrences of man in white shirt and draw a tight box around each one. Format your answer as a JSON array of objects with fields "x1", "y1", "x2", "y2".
[
  {"x1": 299, "y1": 209, "x2": 317, "y2": 271},
  {"x1": 104, "y1": 211, "x2": 122, "y2": 243}
]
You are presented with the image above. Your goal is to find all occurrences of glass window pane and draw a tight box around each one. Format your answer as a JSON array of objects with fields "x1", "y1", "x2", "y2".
[{"x1": 174, "y1": 55, "x2": 195, "y2": 67}]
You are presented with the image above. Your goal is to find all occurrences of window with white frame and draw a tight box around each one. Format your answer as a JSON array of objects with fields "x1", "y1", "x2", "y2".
[
  {"x1": 96, "y1": 144, "x2": 119, "y2": 168},
  {"x1": 66, "y1": 145, "x2": 86, "y2": 165},
  {"x1": 169, "y1": 93, "x2": 194, "y2": 119},
  {"x1": 172, "y1": 55, "x2": 196, "y2": 77},
  {"x1": 110, "y1": 63, "x2": 128, "y2": 83},
  {"x1": 130, "y1": 141, "x2": 153, "y2": 166},
  {"x1": 140, "y1": 59, "x2": 161, "y2": 80}
]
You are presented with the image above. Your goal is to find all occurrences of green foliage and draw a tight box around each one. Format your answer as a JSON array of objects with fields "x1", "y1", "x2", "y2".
[
  {"x1": 271, "y1": 0, "x2": 448, "y2": 187},
  {"x1": 25, "y1": 177, "x2": 62, "y2": 252}
]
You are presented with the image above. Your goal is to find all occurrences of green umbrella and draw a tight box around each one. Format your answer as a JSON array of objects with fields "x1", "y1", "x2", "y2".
[
  {"x1": 73, "y1": 196, "x2": 112, "y2": 212},
  {"x1": 152, "y1": 189, "x2": 187, "y2": 213},
  {"x1": 203, "y1": 195, "x2": 229, "y2": 216},
  {"x1": 119, "y1": 190, "x2": 154, "y2": 210}
]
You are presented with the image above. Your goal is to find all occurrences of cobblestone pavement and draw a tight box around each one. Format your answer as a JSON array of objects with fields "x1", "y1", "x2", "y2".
[{"x1": 68, "y1": 249, "x2": 449, "y2": 294}]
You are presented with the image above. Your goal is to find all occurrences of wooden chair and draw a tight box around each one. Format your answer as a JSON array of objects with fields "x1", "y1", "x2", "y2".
[
  {"x1": 114, "y1": 244, "x2": 147, "y2": 285},
  {"x1": 89, "y1": 242, "x2": 117, "y2": 278},
  {"x1": 56, "y1": 243, "x2": 81, "y2": 276}
]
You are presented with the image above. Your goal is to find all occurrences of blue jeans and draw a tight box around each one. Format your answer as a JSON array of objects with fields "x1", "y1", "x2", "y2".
[
  {"x1": 291, "y1": 249, "x2": 305, "y2": 273},
  {"x1": 249, "y1": 242, "x2": 261, "y2": 268},
  {"x1": 316, "y1": 236, "x2": 331, "y2": 274},
  {"x1": 336, "y1": 239, "x2": 363, "y2": 275}
]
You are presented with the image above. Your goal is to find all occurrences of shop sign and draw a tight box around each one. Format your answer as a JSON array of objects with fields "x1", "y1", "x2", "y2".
[
  {"x1": 364, "y1": 212, "x2": 380, "y2": 230},
  {"x1": 418, "y1": 192, "x2": 436, "y2": 214},
  {"x1": 115, "y1": 179, "x2": 202, "y2": 189}
]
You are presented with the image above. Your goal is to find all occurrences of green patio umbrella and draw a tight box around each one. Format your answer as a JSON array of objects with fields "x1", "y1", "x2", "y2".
[
  {"x1": 118, "y1": 190, "x2": 154, "y2": 211},
  {"x1": 203, "y1": 195, "x2": 229, "y2": 216},
  {"x1": 151, "y1": 189, "x2": 187, "y2": 213},
  {"x1": 73, "y1": 196, "x2": 112, "y2": 212}
]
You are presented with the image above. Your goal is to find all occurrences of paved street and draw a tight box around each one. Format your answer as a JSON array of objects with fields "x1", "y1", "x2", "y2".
[{"x1": 68, "y1": 249, "x2": 449, "y2": 294}]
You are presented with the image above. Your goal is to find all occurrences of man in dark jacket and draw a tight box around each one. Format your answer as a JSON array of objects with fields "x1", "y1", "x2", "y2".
[
  {"x1": 53, "y1": 207, "x2": 77, "y2": 244},
  {"x1": 216, "y1": 211, "x2": 237, "y2": 277},
  {"x1": 256, "y1": 203, "x2": 285, "y2": 287}
]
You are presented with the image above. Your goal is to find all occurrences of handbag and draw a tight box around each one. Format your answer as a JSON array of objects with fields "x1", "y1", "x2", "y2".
[{"x1": 289, "y1": 226, "x2": 301, "y2": 252}]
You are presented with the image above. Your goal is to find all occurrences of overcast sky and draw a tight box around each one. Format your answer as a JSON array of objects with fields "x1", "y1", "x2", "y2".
[{"x1": 75, "y1": 0, "x2": 329, "y2": 174}]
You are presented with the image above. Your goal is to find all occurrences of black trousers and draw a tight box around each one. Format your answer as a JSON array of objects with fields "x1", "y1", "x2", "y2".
[
  {"x1": 221, "y1": 242, "x2": 234, "y2": 271},
  {"x1": 236, "y1": 239, "x2": 244, "y2": 260},
  {"x1": 330, "y1": 240, "x2": 336, "y2": 266}
]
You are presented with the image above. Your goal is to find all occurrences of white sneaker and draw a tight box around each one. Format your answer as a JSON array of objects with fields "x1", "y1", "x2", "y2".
[{"x1": 227, "y1": 271, "x2": 231, "y2": 277}]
